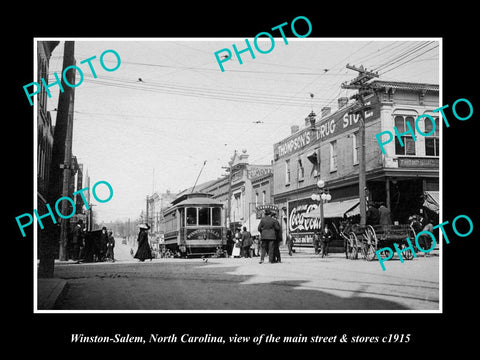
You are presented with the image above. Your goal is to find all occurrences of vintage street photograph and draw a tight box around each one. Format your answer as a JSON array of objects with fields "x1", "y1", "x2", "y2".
[{"x1": 33, "y1": 38, "x2": 441, "y2": 312}]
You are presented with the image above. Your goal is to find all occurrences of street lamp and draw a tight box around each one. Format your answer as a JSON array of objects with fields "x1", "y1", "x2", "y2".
[{"x1": 310, "y1": 180, "x2": 331, "y2": 242}]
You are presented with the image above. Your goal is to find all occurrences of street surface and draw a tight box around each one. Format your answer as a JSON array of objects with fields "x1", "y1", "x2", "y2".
[{"x1": 51, "y1": 242, "x2": 439, "y2": 311}]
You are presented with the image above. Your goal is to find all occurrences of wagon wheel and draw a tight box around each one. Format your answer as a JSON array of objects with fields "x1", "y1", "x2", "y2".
[
  {"x1": 364, "y1": 225, "x2": 377, "y2": 246},
  {"x1": 400, "y1": 243, "x2": 414, "y2": 260},
  {"x1": 365, "y1": 244, "x2": 377, "y2": 261},
  {"x1": 408, "y1": 224, "x2": 418, "y2": 252},
  {"x1": 344, "y1": 237, "x2": 352, "y2": 259}
]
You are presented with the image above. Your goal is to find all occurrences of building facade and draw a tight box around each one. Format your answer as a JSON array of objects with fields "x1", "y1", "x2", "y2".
[{"x1": 272, "y1": 81, "x2": 439, "y2": 247}]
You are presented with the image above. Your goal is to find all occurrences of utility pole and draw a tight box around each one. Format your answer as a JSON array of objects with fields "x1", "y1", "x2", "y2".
[
  {"x1": 341, "y1": 64, "x2": 378, "y2": 227},
  {"x1": 52, "y1": 41, "x2": 76, "y2": 261},
  {"x1": 222, "y1": 151, "x2": 236, "y2": 230}
]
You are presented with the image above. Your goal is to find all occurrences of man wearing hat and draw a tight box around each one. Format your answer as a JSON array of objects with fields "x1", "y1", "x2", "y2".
[{"x1": 257, "y1": 209, "x2": 280, "y2": 264}]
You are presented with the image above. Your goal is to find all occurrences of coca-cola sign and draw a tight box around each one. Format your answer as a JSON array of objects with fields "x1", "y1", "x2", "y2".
[{"x1": 288, "y1": 197, "x2": 321, "y2": 234}]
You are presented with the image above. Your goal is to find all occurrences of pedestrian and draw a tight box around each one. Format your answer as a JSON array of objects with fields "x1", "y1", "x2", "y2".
[
  {"x1": 286, "y1": 233, "x2": 294, "y2": 256},
  {"x1": 71, "y1": 220, "x2": 84, "y2": 261},
  {"x1": 232, "y1": 228, "x2": 242, "y2": 258},
  {"x1": 313, "y1": 231, "x2": 320, "y2": 255},
  {"x1": 272, "y1": 212, "x2": 282, "y2": 263},
  {"x1": 366, "y1": 201, "x2": 380, "y2": 226},
  {"x1": 241, "y1": 226, "x2": 253, "y2": 258},
  {"x1": 134, "y1": 223, "x2": 153, "y2": 262},
  {"x1": 251, "y1": 236, "x2": 259, "y2": 257},
  {"x1": 106, "y1": 231, "x2": 115, "y2": 262},
  {"x1": 99, "y1": 226, "x2": 108, "y2": 261},
  {"x1": 378, "y1": 202, "x2": 392, "y2": 226},
  {"x1": 226, "y1": 229, "x2": 234, "y2": 257},
  {"x1": 257, "y1": 209, "x2": 280, "y2": 264},
  {"x1": 321, "y1": 223, "x2": 333, "y2": 257}
]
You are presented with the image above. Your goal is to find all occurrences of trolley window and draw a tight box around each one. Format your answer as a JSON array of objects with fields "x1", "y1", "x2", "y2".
[
  {"x1": 186, "y1": 207, "x2": 197, "y2": 225},
  {"x1": 198, "y1": 207, "x2": 211, "y2": 226},
  {"x1": 212, "y1": 207, "x2": 221, "y2": 226}
]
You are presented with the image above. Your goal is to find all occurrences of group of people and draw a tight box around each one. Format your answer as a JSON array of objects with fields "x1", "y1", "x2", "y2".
[
  {"x1": 225, "y1": 209, "x2": 284, "y2": 263},
  {"x1": 366, "y1": 201, "x2": 393, "y2": 226},
  {"x1": 227, "y1": 227, "x2": 256, "y2": 258},
  {"x1": 68, "y1": 221, "x2": 116, "y2": 263}
]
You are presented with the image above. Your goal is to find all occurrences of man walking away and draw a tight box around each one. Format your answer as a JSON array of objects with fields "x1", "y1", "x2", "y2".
[
  {"x1": 241, "y1": 226, "x2": 253, "y2": 258},
  {"x1": 258, "y1": 209, "x2": 280, "y2": 264}
]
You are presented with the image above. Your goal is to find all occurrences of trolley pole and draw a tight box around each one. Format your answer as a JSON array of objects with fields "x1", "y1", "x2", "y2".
[{"x1": 341, "y1": 64, "x2": 378, "y2": 227}]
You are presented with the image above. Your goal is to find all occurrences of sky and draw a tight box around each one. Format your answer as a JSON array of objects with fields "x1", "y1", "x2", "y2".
[{"x1": 42, "y1": 38, "x2": 440, "y2": 223}]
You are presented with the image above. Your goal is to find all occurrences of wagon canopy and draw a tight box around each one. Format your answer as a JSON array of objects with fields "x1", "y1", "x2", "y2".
[
  {"x1": 423, "y1": 191, "x2": 439, "y2": 214},
  {"x1": 303, "y1": 198, "x2": 360, "y2": 219}
]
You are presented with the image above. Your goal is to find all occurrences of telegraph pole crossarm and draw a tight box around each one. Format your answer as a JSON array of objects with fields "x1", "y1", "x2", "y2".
[{"x1": 341, "y1": 64, "x2": 379, "y2": 227}]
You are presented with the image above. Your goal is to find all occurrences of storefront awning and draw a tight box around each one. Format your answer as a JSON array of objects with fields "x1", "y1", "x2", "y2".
[
  {"x1": 423, "y1": 191, "x2": 439, "y2": 214},
  {"x1": 303, "y1": 198, "x2": 360, "y2": 219}
]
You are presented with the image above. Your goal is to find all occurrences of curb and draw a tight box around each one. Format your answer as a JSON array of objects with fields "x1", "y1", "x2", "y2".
[{"x1": 37, "y1": 279, "x2": 68, "y2": 310}]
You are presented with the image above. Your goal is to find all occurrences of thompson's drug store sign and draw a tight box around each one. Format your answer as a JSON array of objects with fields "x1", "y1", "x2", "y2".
[
  {"x1": 287, "y1": 197, "x2": 321, "y2": 246},
  {"x1": 274, "y1": 97, "x2": 380, "y2": 160}
]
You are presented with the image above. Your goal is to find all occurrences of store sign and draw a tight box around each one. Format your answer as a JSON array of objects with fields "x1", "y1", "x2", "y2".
[
  {"x1": 398, "y1": 157, "x2": 439, "y2": 168},
  {"x1": 287, "y1": 197, "x2": 321, "y2": 244},
  {"x1": 274, "y1": 98, "x2": 379, "y2": 160},
  {"x1": 247, "y1": 166, "x2": 272, "y2": 180}
]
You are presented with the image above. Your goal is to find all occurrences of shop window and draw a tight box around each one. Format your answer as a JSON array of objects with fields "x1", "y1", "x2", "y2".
[
  {"x1": 330, "y1": 140, "x2": 337, "y2": 172},
  {"x1": 285, "y1": 160, "x2": 291, "y2": 184},
  {"x1": 394, "y1": 115, "x2": 416, "y2": 155},
  {"x1": 425, "y1": 117, "x2": 440, "y2": 156},
  {"x1": 297, "y1": 158, "x2": 304, "y2": 181}
]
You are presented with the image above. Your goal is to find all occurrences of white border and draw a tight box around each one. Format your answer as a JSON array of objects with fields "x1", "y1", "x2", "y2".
[{"x1": 33, "y1": 37, "x2": 442, "y2": 314}]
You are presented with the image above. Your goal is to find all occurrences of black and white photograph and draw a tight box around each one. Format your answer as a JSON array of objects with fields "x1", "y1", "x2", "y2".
[
  {"x1": 32, "y1": 38, "x2": 441, "y2": 312},
  {"x1": 8, "y1": 6, "x2": 478, "y2": 354}
]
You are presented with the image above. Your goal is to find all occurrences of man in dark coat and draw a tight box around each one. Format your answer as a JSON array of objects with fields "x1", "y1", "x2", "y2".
[
  {"x1": 241, "y1": 226, "x2": 253, "y2": 258},
  {"x1": 99, "y1": 227, "x2": 108, "y2": 261},
  {"x1": 272, "y1": 212, "x2": 282, "y2": 263},
  {"x1": 106, "y1": 231, "x2": 115, "y2": 262},
  {"x1": 378, "y1": 202, "x2": 392, "y2": 226},
  {"x1": 134, "y1": 223, "x2": 152, "y2": 262},
  {"x1": 71, "y1": 220, "x2": 84, "y2": 261},
  {"x1": 258, "y1": 209, "x2": 280, "y2": 264},
  {"x1": 366, "y1": 201, "x2": 380, "y2": 226}
]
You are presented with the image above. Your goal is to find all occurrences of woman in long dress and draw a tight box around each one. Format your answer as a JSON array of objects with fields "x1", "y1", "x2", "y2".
[{"x1": 134, "y1": 224, "x2": 153, "y2": 262}]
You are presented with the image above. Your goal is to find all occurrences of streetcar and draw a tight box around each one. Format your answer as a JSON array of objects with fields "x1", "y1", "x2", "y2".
[{"x1": 162, "y1": 192, "x2": 225, "y2": 257}]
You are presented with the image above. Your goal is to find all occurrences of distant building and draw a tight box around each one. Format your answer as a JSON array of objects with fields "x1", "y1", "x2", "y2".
[{"x1": 147, "y1": 190, "x2": 177, "y2": 235}]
